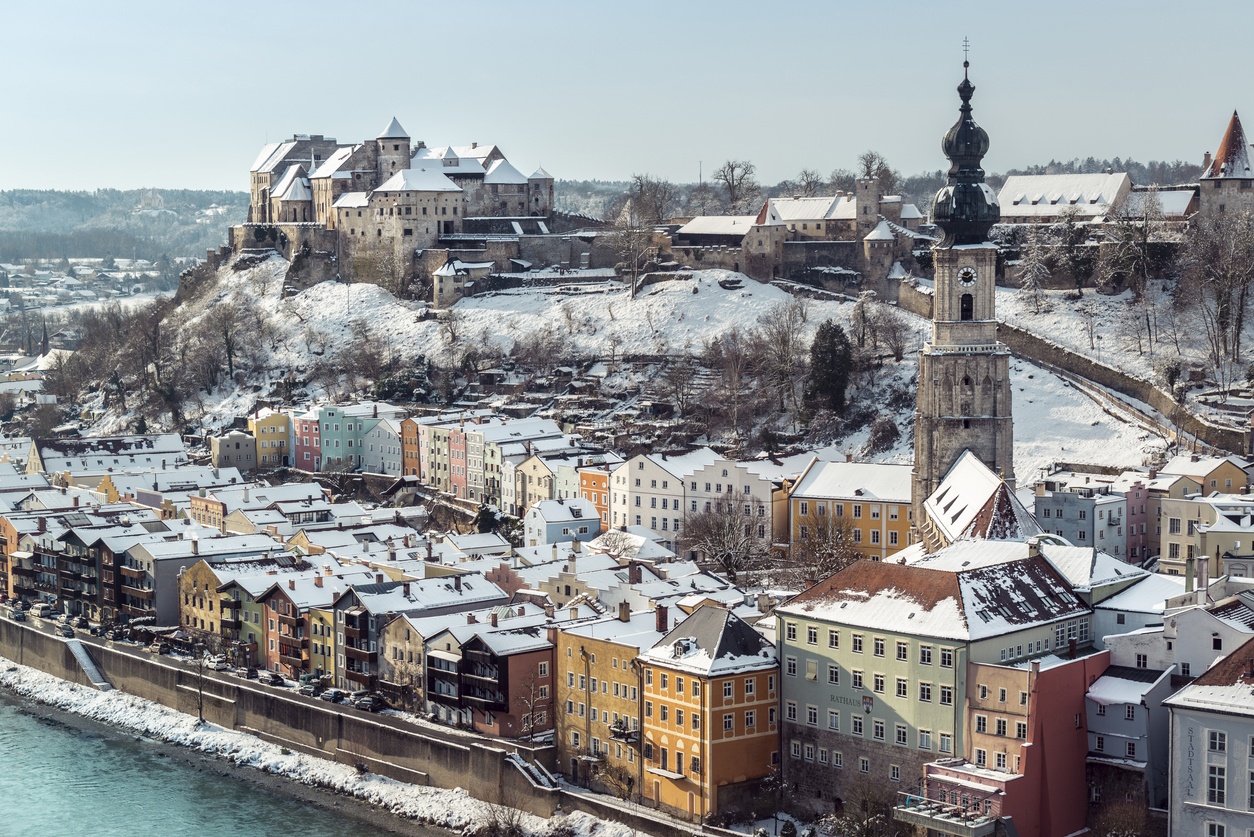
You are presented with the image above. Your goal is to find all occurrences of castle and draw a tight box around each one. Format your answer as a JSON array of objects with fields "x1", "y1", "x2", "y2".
[{"x1": 237, "y1": 118, "x2": 554, "y2": 293}]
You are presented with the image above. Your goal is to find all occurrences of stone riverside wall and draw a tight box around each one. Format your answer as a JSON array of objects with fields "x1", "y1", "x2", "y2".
[
  {"x1": 897, "y1": 283, "x2": 1253, "y2": 456},
  {"x1": 0, "y1": 619, "x2": 716, "y2": 837}
]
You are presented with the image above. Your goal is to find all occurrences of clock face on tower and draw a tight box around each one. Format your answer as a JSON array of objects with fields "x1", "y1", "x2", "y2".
[{"x1": 958, "y1": 266, "x2": 978, "y2": 286}]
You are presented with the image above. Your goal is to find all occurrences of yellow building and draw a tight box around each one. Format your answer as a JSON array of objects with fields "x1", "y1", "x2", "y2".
[
  {"x1": 555, "y1": 604, "x2": 668, "y2": 795},
  {"x1": 637, "y1": 606, "x2": 779, "y2": 821},
  {"x1": 789, "y1": 460, "x2": 913, "y2": 561},
  {"x1": 249, "y1": 409, "x2": 292, "y2": 469}
]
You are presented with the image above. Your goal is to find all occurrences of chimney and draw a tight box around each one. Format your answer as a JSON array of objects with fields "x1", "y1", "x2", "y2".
[
  {"x1": 37, "y1": 517, "x2": 46, "y2": 533},
  {"x1": 618, "y1": 601, "x2": 631, "y2": 622},
  {"x1": 655, "y1": 604, "x2": 668, "y2": 633},
  {"x1": 191, "y1": 538, "x2": 199, "y2": 555},
  {"x1": 426, "y1": 541, "x2": 434, "y2": 561},
  {"x1": 288, "y1": 579, "x2": 295, "y2": 591},
  {"x1": 324, "y1": 565, "x2": 333, "y2": 576},
  {"x1": 1149, "y1": 469, "x2": 1157, "y2": 480},
  {"x1": 243, "y1": 487, "x2": 249, "y2": 503},
  {"x1": 629, "y1": 563, "x2": 642, "y2": 585},
  {"x1": 1068, "y1": 638, "x2": 1077, "y2": 659},
  {"x1": 1191, "y1": 454, "x2": 1200, "y2": 463},
  {"x1": 552, "y1": 543, "x2": 558, "y2": 560},
  {"x1": 374, "y1": 573, "x2": 383, "y2": 584},
  {"x1": 845, "y1": 452, "x2": 852, "y2": 463},
  {"x1": 454, "y1": 575, "x2": 462, "y2": 591},
  {"x1": 403, "y1": 581, "x2": 410, "y2": 597},
  {"x1": 72, "y1": 495, "x2": 79, "y2": 508},
  {"x1": 1203, "y1": 151, "x2": 1213, "y2": 171},
  {"x1": 490, "y1": 612, "x2": 498, "y2": 627},
  {"x1": 467, "y1": 612, "x2": 477, "y2": 624},
  {"x1": 1185, "y1": 556, "x2": 1196, "y2": 594},
  {"x1": 1199, "y1": 551, "x2": 1210, "y2": 605},
  {"x1": 314, "y1": 575, "x2": 323, "y2": 588},
  {"x1": 1026, "y1": 536, "x2": 1041, "y2": 559},
  {"x1": 544, "y1": 603, "x2": 555, "y2": 618}
]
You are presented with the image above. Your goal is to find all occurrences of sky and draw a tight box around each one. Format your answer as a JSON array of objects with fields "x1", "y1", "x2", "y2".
[{"x1": 2, "y1": 0, "x2": 1250, "y2": 191}]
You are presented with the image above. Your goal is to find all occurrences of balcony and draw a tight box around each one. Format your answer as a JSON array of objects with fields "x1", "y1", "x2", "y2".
[
  {"x1": 121, "y1": 603, "x2": 151, "y2": 618},
  {"x1": 220, "y1": 615, "x2": 242, "y2": 630},
  {"x1": 120, "y1": 565, "x2": 145, "y2": 580},
  {"x1": 345, "y1": 669, "x2": 373, "y2": 686},
  {"x1": 121, "y1": 585, "x2": 154, "y2": 601},
  {"x1": 892, "y1": 793, "x2": 997, "y2": 837},
  {"x1": 277, "y1": 612, "x2": 299, "y2": 627},
  {"x1": 10, "y1": 565, "x2": 34, "y2": 578},
  {"x1": 343, "y1": 623, "x2": 364, "y2": 641},
  {"x1": 278, "y1": 646, "x2": 306, "y2": 667},
  {"x1": 343, "y1": 645, "x2": 374, "y2": 663}
]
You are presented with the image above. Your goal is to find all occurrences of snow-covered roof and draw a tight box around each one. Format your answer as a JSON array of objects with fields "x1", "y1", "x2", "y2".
[
  {"x1": 1087, "y1": 665, "x2": 1166, "y2": 707},
  {"x1": 526, "y1": 497, "x2": 599, "y2": 524},
  {"x1": 863, "y1": 219, "x2": 896, "y2": 241},
  {"x1": 924, "y1": 452, "x2": 1043, "y2": 545},
  {"x1": 998, "y1": 173, "x2": 1131, "y2": 218},
  {"x1": 643, "y1": 447, "x2": 722, "y2": 480},
  {"x1": 791, "y1": 460, "x2": 913, "y2": 503},
  {"x1": 1159, "y1": 454, "x2": 1248, "y2": 480},
  {"x1": 310, "y1": 145, "x2": 359, "y2": 180},
  {"x1": 900, "y1": 203, "x2": 923, "y2": 220},
  {"x1": 332, "y1": 191, "x2": 369, "y2": 209},
  {"x1": 1165, "y1": 635, "x2": 1254, "y2": 715},
  {"x1": 1122, "y1": 189, "x2": 1195, "y2": 219},
  {"x1": 273, "y1": 165, "x2": 311, "y2": 202},
  {"x1": 376, "y1": 167, "x2": 462, "y2": 194},
  {"x1": 771, "y1": 196, "x2": 840, "y2": 223},
  {"x1": 529, "y1": 166, "x2": 552, "y2": 180},
  {"x1": 784, "y1": 547, "x2": 1089, "y2": 642},
  {"x1": 414, "y1": 147, "x2": 486, "y2": 177},
  {"x1": 377, "y1": 117, "x2": 408, "y2": 140},
  {"x1": 1096, "y1": 572, "x2": 1186, "y2": 617},
  {"x1": 483, "y1": 159, "x2": 528, "y2": 185},
  {"x1": 676, "y1": 216, "x2": 757, "y2": 237},
  {"x1": 641, "y1": 606, "x2": 777, "y2": 676},
  {"x1": 344, "y1": 575, "x2": 507, "y2": 616}
]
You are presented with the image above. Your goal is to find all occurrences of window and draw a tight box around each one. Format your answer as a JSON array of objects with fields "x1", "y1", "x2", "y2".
[
  {"x1": 723, "y1": 681, "x2": 733, "y2": 698},
  {"x1": 896, "y1": 678, "x2": 908, "y2": 698},
  {"x1": 919, "y1": 729, "x2": 932, "y2": 750},
  {"x1": 1209, "y1": 765, "x2": 1226, "y2": 804},
  {"x1": 995, "y1": 752, "x2": 1007, "y2": 770},
  {"x1": 804, "y1": 743, "x2": 815, "y2": 762},
  {"x1": 1206, "y1": 825, "x2": 1225, "y2": 837},
  {"x1": 785, "y1": 622, "x2": 797, "y2": 642},
  {"x1": 998, "y1": 688, "x2": 1007, "y2": 703},
  {"x1": 852, "y1": 634, "x2": 864, "y2": 653},
  {"x1": 828, "y1": 665, "x2": 840, "y2": 685},
  {"x1": 859, "y1": 757, "x2": 870, "y2": 774},
  {"x1": 1215, "y1": 636, "x2": 1224, "y2": 651},
  {"x1": 807, "y1": 705, "x2": 818, "y2": 726},
  {"x1": 940, "y1": 648, "x2": 953, "y2": 668},
  {"x1": 874, "y1": 638, "x2": 885, "y2": 657},
  {"x1": 786, "y1": 701, "x2": 797, "y2": 721},
  {"x1": 745, "y1": 710, "x2": 756, "y2": 728},
  {"x1": 745, "y1": 678, "x2": 755, "y2": 696},
  {"x1": 790, "y1": 740, "x2": 801, "y2": 759},
  {"x1": 920, "y1": 645, "x2": 932, "y2": 665},
  {"x1": 852, "y1": 716, "x2": 863, "y2": 736},
  {"x1": 1016, "y1": 722, "x2": 1027, "y2": 740},
  {"x1": 1095, "y1": 735, "x2": 1105, "y2": 752},
  {"x1": 976, "y1": 716, "x2": 987, "y2": 734},
  {"x1": 995, "y1": 718, "x2": 1007, "y2": 737},
  {"x1": 724, "y1": 714, "x2": 734, "y2": 731},
  {"x1": 940, "y1": 686, "x2": 953, "y2": 706},
  {"x1": 939, "y1": 733, "x2": 952, "y2": 753},
  {"x1": 852, "y1": 670, "x2": 863, "y2": 689},
  {"x1": 807, "y1": 626, "x2": 818, "y2": 645},
  {"x1": 786, "y1": 657, "x2": 797, "y2": 677},
  {"x1": 873, "y1": 674, "x2": 885, "y2": 694},
  {"x1": 896, "y1": 641, "x2": 909, "y2": 661},
  {"x1": 828, "y1": 629, "x2": 839, "y2": 649},
  {"x1": 1126, "y1": 741, "x2": 1136, "y2": 758},
  {"x1": 1125, "y1": 706, "x2": 1135, "y2": 721},
  {"x1": 975, "y1": 748, "x2": 987, "y2": 767},
  {"x1": 538, "y1": 662, "x2": 548, "y2": 677},
  {"x1": 919, "y1": 682, "x2": 932, "y2": 702},
  {"x1": 895, "y1": 724, "x2": 908, "y2": 745},
  {"x1": 873, "y1": 719, "x2": 885, "y2": 740},
  {"x1": 890, "y1": 764, "x2": 900, "y2": 782},
  {"x1": 1211, "y1": 730, "x2": 1228, "y2": 753},
  {"x1": 828, "y1": 710, "x2": 839, "y2": 731}
]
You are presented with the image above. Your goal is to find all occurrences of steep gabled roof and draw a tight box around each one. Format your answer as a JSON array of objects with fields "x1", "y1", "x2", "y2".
[
  {"x1": 641, "y1": 605, "x2": 776, "y2": 676},
  {"x1": 960, "y1": 481, "x2": 1042, "y2": 541},
  {"x1": 483, "y1": 159, "x2": 528, "y2": 185},
  {"x1": 376, "y1": 167, "x2": 462, "y2": 193},
  {"x1": 924, "y1": 452, "x2": 1040, "y2": 547},
  {"x1": 378, "y1": 116, "x2": 409, "y2": 140},
  {"x1": 1204, "y1": 111, "x2": 1253, "y2": 179}
]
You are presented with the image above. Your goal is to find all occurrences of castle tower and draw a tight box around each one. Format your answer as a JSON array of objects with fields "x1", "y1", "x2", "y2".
[
  {"x1": 1199, "y1": 111, "x2": 1254, "y2": 217},
  {"x1": 376, "y1": 116, "x2": 412, "y2": 179},
  {"x1": 912, "y1": 60, "x2": 1014, "y2": 532}
]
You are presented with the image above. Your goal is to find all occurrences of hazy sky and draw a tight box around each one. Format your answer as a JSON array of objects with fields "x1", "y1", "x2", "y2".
[{"x1": 2, "y1": 0, "x2": 1249, "y2": 191}]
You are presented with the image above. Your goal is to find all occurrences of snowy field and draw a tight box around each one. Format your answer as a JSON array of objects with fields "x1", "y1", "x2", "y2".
[{"x1": 0, "y1": 655, "x2": 634, "y2": 837}]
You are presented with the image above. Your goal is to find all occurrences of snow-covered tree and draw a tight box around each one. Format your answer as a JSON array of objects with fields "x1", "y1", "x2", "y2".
[{"x1": 1016, "y1": 225, "x2": 1051, "y2": 314}]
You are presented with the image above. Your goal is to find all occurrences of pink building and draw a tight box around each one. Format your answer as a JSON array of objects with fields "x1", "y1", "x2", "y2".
[
  {"x1": 293, "y1": 410, "x2": 321, "y2": 472},
  {"x1": 449, "y1": 425, "x2": 468, "y2": 499},
  {"x1": 896, "y1": 650, "x2": 1110, "y2": 837}
]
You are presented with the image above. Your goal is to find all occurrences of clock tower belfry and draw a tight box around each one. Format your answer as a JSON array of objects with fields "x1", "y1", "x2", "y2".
[{"x1": 912, "y1": 60, "x2": 1015, "y2": 533}]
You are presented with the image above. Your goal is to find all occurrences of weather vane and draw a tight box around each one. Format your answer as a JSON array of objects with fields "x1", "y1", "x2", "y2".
[{"x1": 963, "y1": 36, "x2": 970, "y2": 61}]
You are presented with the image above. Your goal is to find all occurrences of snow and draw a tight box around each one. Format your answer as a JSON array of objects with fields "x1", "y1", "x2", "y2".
[
  {"x1": 1087, "y1": 671, "x2": 1158, "y2": 707},
  {"x1": 0, "y1": 655, "x2": 636, "y2": 837}
]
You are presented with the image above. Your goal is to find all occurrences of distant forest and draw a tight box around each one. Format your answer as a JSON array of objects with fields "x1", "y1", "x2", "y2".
[{"x1": 0, "y1": 189, "x2": 248, "y2": 262}]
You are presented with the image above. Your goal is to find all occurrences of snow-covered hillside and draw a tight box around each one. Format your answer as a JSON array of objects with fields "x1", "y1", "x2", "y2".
[{"x1": 101, "y1": 255, "x2": 1165, "y2": 476}]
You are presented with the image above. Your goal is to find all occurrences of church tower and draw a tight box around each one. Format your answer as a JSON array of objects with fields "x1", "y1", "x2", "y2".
[{"x1": 912, "y1": 61, "x2": 1014, "y2": 531}]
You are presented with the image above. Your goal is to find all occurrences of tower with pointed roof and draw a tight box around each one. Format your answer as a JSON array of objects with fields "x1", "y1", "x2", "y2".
[
  {"x1": 1200, "y1": 110, "x2": 1254, "y2": 218},
  {"x1": 376, "y1": 116, "x2": 412, "y2": 180},
  {"x1": 912, "y1": 60, "x2": 1015, "y2": 536}
]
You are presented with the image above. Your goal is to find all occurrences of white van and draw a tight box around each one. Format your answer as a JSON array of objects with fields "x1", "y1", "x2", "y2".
[{"x1": 29, "y1": 603, "x2": 53, "y2": 618}]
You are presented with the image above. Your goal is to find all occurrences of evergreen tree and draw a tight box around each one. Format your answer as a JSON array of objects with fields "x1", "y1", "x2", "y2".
[{"x1": 805, "y1": 319, "x2": 853, "y2": 414}]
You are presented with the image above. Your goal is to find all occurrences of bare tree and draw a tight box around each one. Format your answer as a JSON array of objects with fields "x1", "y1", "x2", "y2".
[
  {"x1": 791, "y1": 168, "x2": 825, "y2": 197},
  {"x1": 1178, "y1": 209, "x2": 1254, "y2": 368},
  {"x1": 661, "y1": 354, "x2": 699, "y2": 415},
  {"x1": 704, "y1": 326, "x2": 754, "y2": 441},
  {"x1": 787, "y1": 511, "x2": 863, "y2": 584},
  {"x1": 713, "y1": 160, "x2": 761, "y2": 214},
  {"x1": 1016, "y1": 225, "x2": 1051, "y2": 315},
  {"x1": 857, "y1": 150, "x2": 901, "y2": 195},
  {"x1": 631, "y1": 174, "x2": 679, "y2": 224},
  {"x1": 753, "y1": 299, "x2": 809, "y2": 420},
  {"x1": 680, "y1": 494, "x2": 770, "y2": 580},
  {"x1": 605, "y1": 201, "x2": 655, "y2": 299}
]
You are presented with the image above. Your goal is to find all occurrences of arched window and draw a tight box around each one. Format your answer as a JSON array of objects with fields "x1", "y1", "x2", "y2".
[{"x1": 960, "y1": 293, "x2": 974, "y2": 321}]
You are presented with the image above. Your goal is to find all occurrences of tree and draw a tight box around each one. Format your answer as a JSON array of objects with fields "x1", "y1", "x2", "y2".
[
  {"x1": 605, "y1": 201, "x2": 655, "y2": 299},
  {"x1": 704, "y1": 326, "x2": 755, "y2": 441},
  {"x1": 713, "y1": 160, "x2": 761, "y2": 214},
  {"x1": 857, "y1": 150, "x2": 901, "y2": 195},
  {"x1": 788, "y1": 510, "x2": 862, "y2": 584},
  {"x1": 630, "y1": 174, "x2": 679, "y2": 224},
  {"x1": 1016, "y1": 225, "x2": 1051, "y2": 314},
  {"x1": 662, "y1": 354, "x2": 699, "y2": 415},
  {"x1": 754, "y1": 299, "x2": 809, "y2": 420},
  {"x1": 828, "y1": 168, "x2": 856, "y2": 194},
  {"x1": 680, "y1": 494, "x2": 770, "y2": 580},
  {"x1": 804, "y1": 319, "x2": 853, "y2": 415},
  {"x1": 1057, "y1": 206, "x2": 1095, "y2": 295},
  {"x1": 816, "y1": 773, "x2": 899, "y2": 837},
  {"x1": 1178, "y1": 209, "x2": 1254, "y2": 370}
]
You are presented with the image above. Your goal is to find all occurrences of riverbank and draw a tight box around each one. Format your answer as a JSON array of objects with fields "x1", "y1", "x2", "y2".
[{"x1": 0, "y1": 655, "x2": 619, "y2": 837}]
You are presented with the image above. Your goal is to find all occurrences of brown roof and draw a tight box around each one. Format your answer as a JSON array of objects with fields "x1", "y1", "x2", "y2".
[
  {"x1": 785, "y1": 559, "x2": 962, "y2": 614},
  {"x1": 1190, "y1": 634, "x2": 1254, "y2": 687},
  {"x1": 1205, "y1": 111, "x2": 1253, "y2": 179}
]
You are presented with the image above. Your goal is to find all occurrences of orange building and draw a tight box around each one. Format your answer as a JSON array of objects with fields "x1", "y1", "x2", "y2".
[
  {"x1": 788, "y1": 460, "x2": 914, "y2": 561},
  {"x1": 638, "y1": 606, "x2": 779, "y2": 821},
  {"x1": 577, "y1": 465, "x2": 611, "y2": 532},
  {"x1": 401, "y1": 417, "x2": 421, "y2": 477}
]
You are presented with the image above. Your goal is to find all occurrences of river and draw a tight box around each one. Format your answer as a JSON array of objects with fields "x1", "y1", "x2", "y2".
[{"x1": 0, "y1": 693, "x2": 438, "y2": 836}]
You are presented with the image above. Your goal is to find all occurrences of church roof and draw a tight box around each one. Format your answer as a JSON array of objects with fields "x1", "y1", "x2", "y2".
[
  {"x1": 1204, "y1": 111, "x2": 1253, "y2": 179},
  {"x1": 530, "y1": 166, "x2": 552, "y2": 180},
  {"x1": 924, "y1": 451, "x2": 1039, "y2": 547},
  {"x1": 378, "y1": 117, "x2": 409, "y2": 140},
  {"x1": 376, "y1": 167, "x2": 462, "y2": 193}
]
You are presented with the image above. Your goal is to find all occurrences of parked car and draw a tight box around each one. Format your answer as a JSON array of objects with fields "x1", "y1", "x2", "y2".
[
  {"x1": 147, "y1": 642, "x2": 170, "y2": 654},
  {"x1": 319, "y1": 688, "x2": 349, "y2": 704},
  {"x1": 257, "y1": 672, "x2": 285, "y2": 686},
  {"x1": 298, "y1": 682, "x2": 323, "y2": 697},
  {"x1": 56, "y1": 624, "x2": 74, "y2": 638},
  {"x1": 69, "y1": 616, "x2": 89, "y2": 629},
  {"x1": 204, "y1": 655, "x2": 230, "y2": 671},
  {"x1": 29, "y1": 603, "x2": 53, "y2": 619},
  {"x1": 242, "y1": 667, "x2": 259, "y2": 679},
  {"x1": 10, "y1": 608, "x2": 26, "y2": 622},
  {"x1": 354, "y1": 694, "x2": 387, "y2": 713}
]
